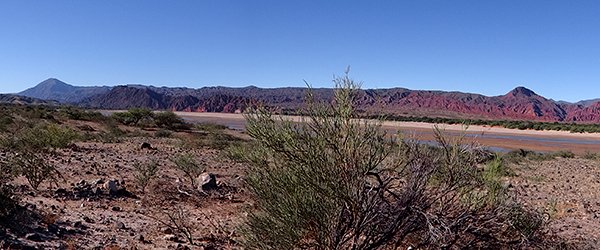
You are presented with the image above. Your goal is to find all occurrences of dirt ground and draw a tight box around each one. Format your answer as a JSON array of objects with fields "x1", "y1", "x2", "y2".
[
  {"x1": 2, "y1": 117, "x2": 600, "y2": 249},
  {"x1": 2, "y1": 127, "x2": 251, "y2": 249},
  {"x1": 508, "y1": 157, "x2": 600, "y2": 248}
]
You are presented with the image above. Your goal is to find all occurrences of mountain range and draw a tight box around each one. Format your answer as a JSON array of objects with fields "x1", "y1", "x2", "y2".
[{"x1": 15, "y1": 78, "x2": 600, "y2": 123}]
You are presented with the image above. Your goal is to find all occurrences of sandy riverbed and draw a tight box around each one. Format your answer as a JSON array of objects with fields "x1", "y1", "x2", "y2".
[{"x1": 172, "y1": 112, "x2": 600, "y2": 154}]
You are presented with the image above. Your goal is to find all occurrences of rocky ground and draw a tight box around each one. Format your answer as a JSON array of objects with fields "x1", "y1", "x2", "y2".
[
  {"x1": 1, "y1": 117, "x2": 600, "y2": 249},
  {"x1": 1, "y1": 126, "x2": 251, "y2": 249},
  {"x1": 507, "y1": 157, "x2": 600, "y2": 248}
]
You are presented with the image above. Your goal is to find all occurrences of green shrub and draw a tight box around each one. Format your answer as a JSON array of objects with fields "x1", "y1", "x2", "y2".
[
  {"x1": 0, "y1": 156, "x2": 17, "y2": 218},
  {"x1": 184, "y1": 125, "x2": 241, "y2": 150},
  {"x1": 508, "y1": 204, "x2": 546, "y2": 240},
  {"x1": 583, "y1": 151, "x2": 599, "y2": 160},
  {"x1": 112, "y1": 111, "x2": 137, "y2": 126},
  {"x1": 155, "y1": 129, "x2": 173, "y2": 138},
  {"x1": 112, "y1": 108, "x2": 154, "y2": 126},
  {"x1": 60, "y1": 107, "x2": 105, "y2": 121},
  {"x1": 94, "y1": 120, "x2": 127, "y2": 143},
  {"x1": 224, "y1": 141, "x2": 256, "y2": 163},
  {"x1": 172, "y1": 153, "x2": 205, "y2": 188},
  {"x1": 0, "y1": 115, "x2": 13, "y2": 132},
  {"x1": 10, "y1": 151, "x2": 62, "y2": 191},
  {"x1": 482, "y1": 157, "x2": 513, "y2": 205},
  {"x1": 241, "y1": 73, "x2": 545, "y2": 249},
  {"x1": 1, "y1": 123, "x2": 79, "y2": 151},
  {"x1": 550, "y1": 150, "x2": 575, "y2": 159},
  {"x1": 128, "y1": 108, "x2": 154, "y2": 124},
  {"x1": 154, "y1": 111, "x2": 189, "y2": 130},
  {"x1": 134, "y1": 160, "x2": 159, "y2": 193}
]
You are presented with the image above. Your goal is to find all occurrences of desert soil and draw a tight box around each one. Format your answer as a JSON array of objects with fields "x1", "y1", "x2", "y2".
[
  {"x1": 3, "y1": 116, "x2": 600, "y2": 249},
  {"x1": 3, "y1": 127, "x2": 250, "y2": 249},
  {"x1": 508, "y1": 158, "x2": 600, "y2": 248}
]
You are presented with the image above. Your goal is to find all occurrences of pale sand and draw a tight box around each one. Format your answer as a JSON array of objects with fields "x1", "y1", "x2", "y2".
[{"x1": 174, "y1": 112, "x2": 600, "y2": 140}]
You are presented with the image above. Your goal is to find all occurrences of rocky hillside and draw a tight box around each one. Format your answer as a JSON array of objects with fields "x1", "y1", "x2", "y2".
[
  {"x1": 19, "y1": 78, "x2": 111, "y2": 103},
  {"x1": 79, "y1": 84, "x2": 600, "y2": 123},
  {"x1": 0, "y1": 94, "x2": 57, "y2": 105},
  {"x1": 19, "y1": 78, "x2": 600, "y2": 123}
]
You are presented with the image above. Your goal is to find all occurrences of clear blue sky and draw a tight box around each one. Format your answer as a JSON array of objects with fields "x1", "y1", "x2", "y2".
[{"x1": 1, "y1": 0, "x2": 599, "y2": 102}]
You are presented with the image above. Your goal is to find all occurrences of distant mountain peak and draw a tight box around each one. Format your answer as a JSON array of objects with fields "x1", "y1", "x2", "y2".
[
  {"x1": 506, "y1": 86, "x2": 537, "y2": 98},
  {"x1": 36, "y1": 78, "x2": 73, "y2": 91},
  {"x1": 18, "y1": 78, "x2": 111, "y2": 103},
  {"x1": 39, "y1": 78, "x2": 68, "y2": 85}
]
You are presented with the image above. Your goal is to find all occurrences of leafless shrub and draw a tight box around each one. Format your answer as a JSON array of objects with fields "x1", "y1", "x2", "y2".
[{"x1": 147, "y1": 207, "x2": 196, "y2": 245}]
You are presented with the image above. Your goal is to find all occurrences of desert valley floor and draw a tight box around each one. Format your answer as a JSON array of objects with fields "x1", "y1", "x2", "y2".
[{"x1": 2, "y1": 110, "x2": 600, "y2": 249}]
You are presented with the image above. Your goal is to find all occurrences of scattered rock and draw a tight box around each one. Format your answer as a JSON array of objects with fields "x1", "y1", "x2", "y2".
[
  {"x1": 114, "y1": 221, "x2": 126, "y2": 230},
  {"x1": 135, "y1": 234, "x2": 145, "y2": 242},
  {"x1": 103, "y1": 179, "x2": 120, "y2": 194},
  {"x1": 82, "y1": 216, "x2": 95, "y2": 224},
  {"x1": 141, "y1": 142, "x2": 152, "y2": 150},
  {"x1": 112, "y1": 206, "x2": 121, "y2": 212},
  {"x1": 93, "y1": 178, "x2": 104, "y2": 185},
  {"x1": 163, "y1": 234, "x2": 178, "y2": 242},
  {"x1": 162, "y1": 227, "x2": 173, "y2": 234},
  {"x1": 176, "y1": 243, "x2": 191, "y2": 250},
  {"x1": 25, "y1": 233, "x2": 42, "y2": 242},
  {"x1": 73, "y1": 221, "x2": 84, "y2": 228},
  {"x1": 198, "y1": 173, "x2": 218, "y2": 191},
  {"x1": 47, "y1": 224, "x2": 60, "y2": 234}
]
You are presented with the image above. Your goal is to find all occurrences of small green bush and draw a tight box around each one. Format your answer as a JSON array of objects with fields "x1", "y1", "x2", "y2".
[
  {"x1": 172, "y1": 153, "x2": 205, "y2": 187},
  {"x1": 155, "y1": 129, "x2": 173, "y2": 138},
  {"x1": 112, "y1": 111, "x2": 137, "y2": 126},
  {"x1": 134, "y1": 160, "x2": 159, "y2": 193},
  {"x1": 10, "y1": 151, "x2": 62, "y2": 191},
  {"x1": 224, "y1": 141, "x2": 256, "y2": 163},
  {"x1": 0, "y1": 156, "x2": 17, "y2": 218},
  {"x1": 196, "y1": 122, "x2": 228, "y2": 132},
  {"x1": 583, "y1": 151, "x2": 599, "y2": 160},
  {"x1": 0, "y1": 115, "x2": 13, "y2": 132},
  {"x1": 508, "y1": 204, "x2": 546, "y2": 239},
  {"x1": 154, "y1": 111, "x2": 189, "y2": 130},
  {"x1": 550, "y1": 150, "x2": 575, "y2": 159},
  {"x1": 1, "y1": 123, "x2": 79, "y2": 151},
  {"x1": 60, "y1": 107, "x2": 105, "y2": 121},
  {"x1": 482, "y1": 157, "x2": 513, "y2": 205}
]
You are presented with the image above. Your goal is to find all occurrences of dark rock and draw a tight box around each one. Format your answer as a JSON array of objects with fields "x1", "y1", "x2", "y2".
[
  {"x1": 25, "y1": 233, "x2": 42, "y2": 242},
  {"x1": 82, "y1": 216, "x2": 95, "y2": 223},
  {"x1": 48, "y1": 224, "x2": 60, "y2": 234},
  {"x1": 198, "y1": 173, "x2": 218, "y2": 191},
  {"x1": 135, "y1": 235, "x2": 145, "y2": 242},
  {"x1": 163, "y1": 234, "x2": 178, "y2": 242},
  {"x1": 141, "y1": 142, "x2": 152, "y2": 150}
]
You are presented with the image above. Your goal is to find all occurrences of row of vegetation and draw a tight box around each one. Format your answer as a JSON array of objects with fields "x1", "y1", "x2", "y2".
[{"x1": 368, "y1": 114, "x2": 600, "y2": 133}]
